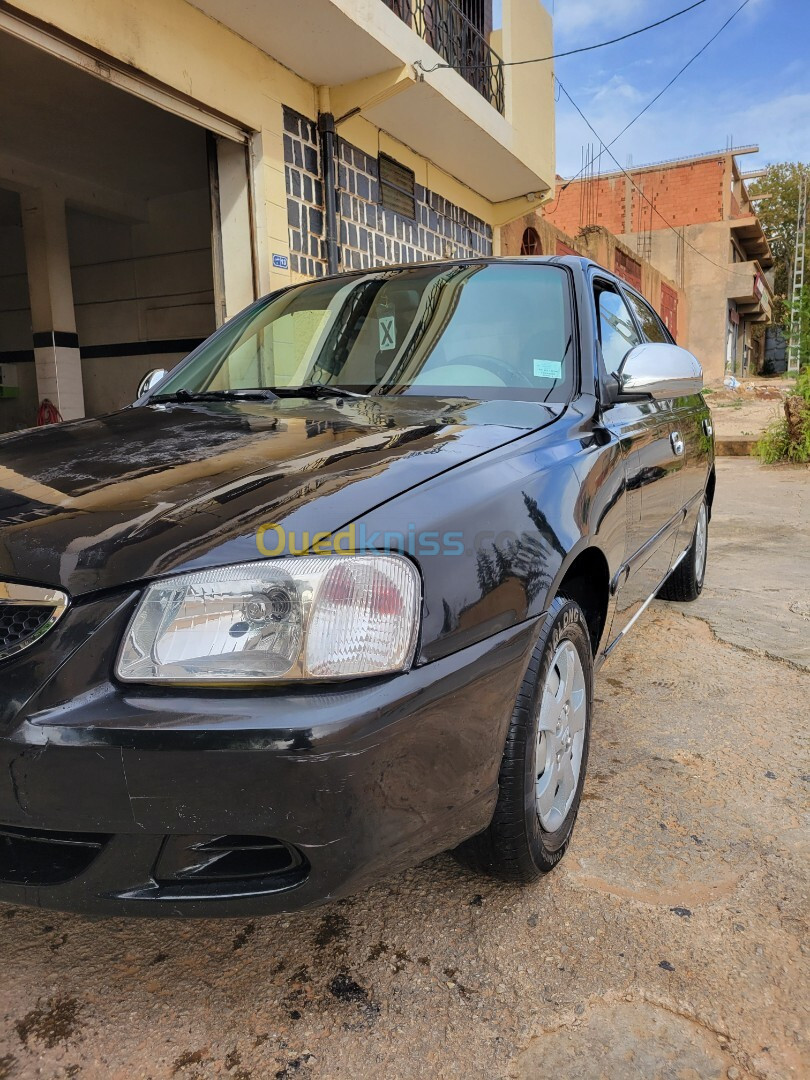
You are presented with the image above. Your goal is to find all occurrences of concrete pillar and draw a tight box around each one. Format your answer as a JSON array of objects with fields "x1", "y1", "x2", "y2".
[
  {"x1": 209, "y1": 136, "x2": 256, "y2": 325},
  {"x1": 20, "y1": 190, "x2": 85, "y2": 420}
]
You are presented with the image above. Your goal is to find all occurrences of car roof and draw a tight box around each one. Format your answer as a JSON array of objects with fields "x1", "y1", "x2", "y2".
[{"x1": 304, "y1": 254, "x2": 615, "y2": 287}]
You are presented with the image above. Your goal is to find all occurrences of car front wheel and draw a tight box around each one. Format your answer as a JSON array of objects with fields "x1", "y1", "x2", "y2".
[{"x1": 455, "y1": 596, "x2": 593, "y2": 882}]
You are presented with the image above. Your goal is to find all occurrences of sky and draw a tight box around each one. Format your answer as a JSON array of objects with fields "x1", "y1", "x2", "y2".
[{"x1": 492, "y1": 0, "x2": 810, "y2": 179}]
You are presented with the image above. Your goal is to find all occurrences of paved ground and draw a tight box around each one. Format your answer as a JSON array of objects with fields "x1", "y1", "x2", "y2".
[
  {"x1": 1, "y1": 460, "x2": 808, "y2": 1080},
  {"x1": 676, "y1": 458, "x2": 810, "y2": 669}
]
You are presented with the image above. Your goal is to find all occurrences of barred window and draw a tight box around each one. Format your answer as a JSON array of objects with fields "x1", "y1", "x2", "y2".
[
  {"x1": 520, "y1": 227, "x2": 542, "y2": 255},
  {"x1": 379, "y1": 154, "x2": 416, "y2": 219}
]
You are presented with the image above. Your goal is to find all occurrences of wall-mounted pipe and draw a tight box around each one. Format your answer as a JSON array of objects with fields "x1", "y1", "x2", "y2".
[{"x1": 317, "y1": 95, "x2": 340, "y2": 275}]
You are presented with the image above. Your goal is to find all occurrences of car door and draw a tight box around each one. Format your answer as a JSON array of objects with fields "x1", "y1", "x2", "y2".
[
  {"x1": 669, "y1": 391, "x2": 712, "y2": 560},
  {"x1": 623, "y1": 287, "x2": 707, "y2": 560},
  {"x1": 595, "y1": 280, "x2": 682, "y2": 637}
]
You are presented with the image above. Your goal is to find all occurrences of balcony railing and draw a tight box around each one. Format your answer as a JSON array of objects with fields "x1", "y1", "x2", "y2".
[{"x1": 383, "y1": 0, "x2": 505, "y2": 114}]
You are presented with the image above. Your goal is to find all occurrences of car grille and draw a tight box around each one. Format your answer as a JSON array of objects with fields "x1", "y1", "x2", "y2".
[
  {"x1": 0, "y1": 582, "x2": 69, "y2": 660},
  {"x1": 0, "y1": 604, "x2": 55, "y2": 650}
]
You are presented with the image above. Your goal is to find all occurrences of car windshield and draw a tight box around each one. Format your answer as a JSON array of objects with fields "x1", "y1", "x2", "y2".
[{"x1": 153, "y1": 262, "x2": 575, "y2": 403}]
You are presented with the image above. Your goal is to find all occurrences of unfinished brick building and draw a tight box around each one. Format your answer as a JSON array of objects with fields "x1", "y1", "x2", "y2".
[{"x1": 541, "y1": 147, "x2": 774, "y2": 382}]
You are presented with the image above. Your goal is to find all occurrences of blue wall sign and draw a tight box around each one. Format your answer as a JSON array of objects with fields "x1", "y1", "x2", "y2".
[{"x1": 272, "y1": 253, "x2": 289, "y2": 269}]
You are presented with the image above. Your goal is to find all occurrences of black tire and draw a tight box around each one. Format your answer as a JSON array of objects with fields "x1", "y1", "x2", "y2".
[
  {"x1": 658, "y1": 497, "x2": 708, "y2": 603},
  {"x1": 455, "y1": 596, "x2": 593, "y2": 882}
]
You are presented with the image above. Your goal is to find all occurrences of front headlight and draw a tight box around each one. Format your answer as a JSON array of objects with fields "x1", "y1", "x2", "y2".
[{"x1": 116, "y1": 555, "x2": 421, "y2": 684}]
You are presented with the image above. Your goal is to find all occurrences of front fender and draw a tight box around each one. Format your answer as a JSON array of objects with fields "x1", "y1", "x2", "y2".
[{"x1": 355, "y1": 404, "x2": 626, "y2": 663}]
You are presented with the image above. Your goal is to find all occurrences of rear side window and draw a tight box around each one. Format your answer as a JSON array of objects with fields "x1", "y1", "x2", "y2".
[
  {"x1": 596, "y1": 287, "x2": 641, "y2": 372},
  {"x1": 625, "y1": 291, "x2": 670, "y2": 344}
]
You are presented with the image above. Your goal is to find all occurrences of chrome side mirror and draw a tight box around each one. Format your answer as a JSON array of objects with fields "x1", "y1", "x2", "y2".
[
  {"x1": 616, "y1": 343, "x2": 702, "y2": 401},
  {"x1": 136, "y1": 368, "x2": 168, "y2": 399}
]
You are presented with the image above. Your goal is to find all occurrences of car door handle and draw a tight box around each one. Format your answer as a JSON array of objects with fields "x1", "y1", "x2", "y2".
[
  {"x1": 702, "y1": 418, "x2": 713, "y2": 437},
  {"x1": 670, "y1": 431, "x2": 684, "y2": 456}
]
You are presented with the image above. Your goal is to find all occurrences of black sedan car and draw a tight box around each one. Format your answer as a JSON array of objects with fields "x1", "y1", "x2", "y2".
[{"x1": 0, "y1": 257, "x2": 713, "y2": 915}]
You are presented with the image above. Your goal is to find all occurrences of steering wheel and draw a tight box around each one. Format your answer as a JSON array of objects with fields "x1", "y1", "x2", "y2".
[{"x1": 422, "y1": 353, "x2": 535, "y2": 388}]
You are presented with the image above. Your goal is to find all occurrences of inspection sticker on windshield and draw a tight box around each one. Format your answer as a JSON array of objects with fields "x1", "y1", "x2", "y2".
[
  {"x1": 379, "y1": 315, "x2": 396, "y2": 351},
  {"x1": 533, "y1": 358, "x2": 562, "y2": 380}
]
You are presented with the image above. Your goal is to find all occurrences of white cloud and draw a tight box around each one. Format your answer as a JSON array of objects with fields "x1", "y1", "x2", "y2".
[
  {"x1": 552, "y1": 0, "x2": 649, "y2": 38},
  {"x1": 728, "y1": 92, "x2": 810, "y2": 167},
  {"x1": 590, "y1": 74, "x2": 643, "y2": 103},
  {"x1": 555, "y1": 84, "x2": 810, "y2": 178},
  {"x1": 551, "y1": 0, "x2": 771, "y2": 39}
]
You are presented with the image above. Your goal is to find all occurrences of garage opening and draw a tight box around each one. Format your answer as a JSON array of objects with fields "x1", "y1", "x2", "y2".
[{"x1": 0, "y1": 29, "x2": 255, "y2": 434}]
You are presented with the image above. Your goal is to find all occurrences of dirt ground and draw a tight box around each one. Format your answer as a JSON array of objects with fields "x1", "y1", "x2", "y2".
[
  {"x1": 705, "y1": 377, "x2": 794, "y2": 441},
  {"x1": 0, "y1": 460, "x2": 807, "y2": 1080}
]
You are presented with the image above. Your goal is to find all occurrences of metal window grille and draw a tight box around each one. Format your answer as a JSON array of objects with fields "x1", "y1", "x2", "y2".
[{"x1": 382, "y1": 0, "x2": 504, "y2": 114}]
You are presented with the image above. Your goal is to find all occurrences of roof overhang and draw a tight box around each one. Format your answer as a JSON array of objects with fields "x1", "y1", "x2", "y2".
[
  {"x1": 730, "y1": 216, "x2": 774, "y2": 268},
  {"x1": 346, "y1": 75, "x2": 549, "y2": 202}
]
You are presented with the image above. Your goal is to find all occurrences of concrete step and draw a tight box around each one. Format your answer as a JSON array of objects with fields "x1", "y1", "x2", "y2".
[{"x1": 716, "y1": 436, "x2": 757, "y2": 457}]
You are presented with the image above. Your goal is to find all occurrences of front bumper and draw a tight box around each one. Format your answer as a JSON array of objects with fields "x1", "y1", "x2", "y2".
[{"x1": 0, "y1": 591, "x2": 540, "y2": 916}]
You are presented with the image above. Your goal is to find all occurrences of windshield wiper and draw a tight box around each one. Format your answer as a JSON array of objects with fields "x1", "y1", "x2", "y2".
[
  {"x1": 268, "y1": 384, "x2": 366, "y2": 400},
  {"x1": 151, "y1": 384, "x2": 366, "y2": 405},
  {"x1": 151, "y1": 388, "x2": 279, "y2": 403}
]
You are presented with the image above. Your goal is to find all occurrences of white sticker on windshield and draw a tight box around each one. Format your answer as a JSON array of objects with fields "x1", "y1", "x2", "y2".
[
  {"x1": 533, "y1": 358, "x2": 563, "y2": 380},
  {"x1": 379, "y1": 315, "x2": 396, "y2": 351}
]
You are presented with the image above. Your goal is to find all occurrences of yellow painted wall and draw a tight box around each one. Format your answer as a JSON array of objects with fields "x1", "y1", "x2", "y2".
[
  {"x1": 501, "y1": 0, "x2": 555, "y2": 200},
  {"x1": 10, "y1": 0, "x2": 555, "y2": 295}
]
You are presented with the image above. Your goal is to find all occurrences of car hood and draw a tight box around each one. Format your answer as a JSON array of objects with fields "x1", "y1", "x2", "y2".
[{"x1": 0, "y1": 396, "x2": 562, "y2": 596}]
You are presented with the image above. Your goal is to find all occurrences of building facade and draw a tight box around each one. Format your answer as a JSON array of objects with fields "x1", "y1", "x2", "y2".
[
  {"x1": 0, "y1": 0, "x2": 555, "y2": 432},
  {"x1": 542, "y1": 148, "x2": 774, "y2": 382}
]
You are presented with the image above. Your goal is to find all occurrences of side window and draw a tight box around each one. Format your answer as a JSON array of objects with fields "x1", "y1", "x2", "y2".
[
  {"x1": 625, "y1": 292, "x2": 670, "y2": 344},
  {"x1": 596, "y1": 286, "x2": 641, "y2": 372}
]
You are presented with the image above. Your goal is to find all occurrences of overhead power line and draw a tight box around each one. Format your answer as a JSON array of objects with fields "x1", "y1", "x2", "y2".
[
  {"x1": 414, "y1": 0, "x2": 712, "y2": 75},
  {"x1": 577, "y1": 0, "x2": 752, "y2": 180},
  {"x1": 554, "y1": 77, "x2": 762, "y2": 283},
  {"x1": 550, "y1": 0, "x2": 752, "y2": 207}
]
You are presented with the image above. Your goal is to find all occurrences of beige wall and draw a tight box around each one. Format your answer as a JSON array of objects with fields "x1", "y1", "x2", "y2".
[
  {"x1": 0, "y1": 200, "x2": 38, "y2": 429},
  {"x1": 619, "y1": 221, "x2": 745, "y2": 383},
  {"x1": 68, "y1": 187, "x2": 216, "y2": 416},
  {"x1": 0, "y1": 181, "x2": 217, "y2": 428},
  {"x1": 69, "y1": 191, "x2": 214, "y2": 346},
  {"x1": 0, "y1": 220, "x2": 29, "y2": 352}
]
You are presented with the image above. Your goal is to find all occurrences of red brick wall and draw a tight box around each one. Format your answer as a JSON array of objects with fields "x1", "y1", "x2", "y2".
[
  {"x1": 660, "y1": 282, "x2": 678, "y2": 339},
  {"x1": 614, "y1": 249, "x2": 642, "y2": 290},
  {"x1": 544, "y1": 158, "x2": 727, "y2": 235}
]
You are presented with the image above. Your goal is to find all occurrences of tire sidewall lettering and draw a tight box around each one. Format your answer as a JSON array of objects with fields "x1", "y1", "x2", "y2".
[{"x1": 550, "y1": 604, "x2": 580, "y2": 654}]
